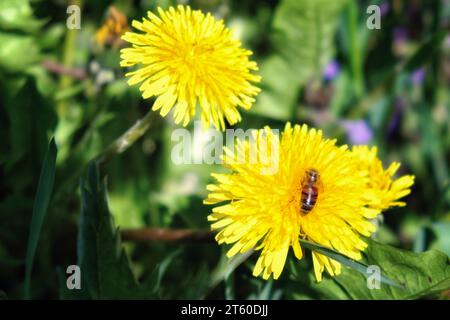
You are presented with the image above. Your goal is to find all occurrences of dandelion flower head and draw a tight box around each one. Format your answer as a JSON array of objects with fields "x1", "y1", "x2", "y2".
[
  {"x1": 352, "y1": 145, "x2": 415, "y2": 210},
  {"x1": 120, "y1": 5, "x2": 261, "y2": 131},
  {"x1": 205, "y1": 123, "x2": 414, "y2": 281}
]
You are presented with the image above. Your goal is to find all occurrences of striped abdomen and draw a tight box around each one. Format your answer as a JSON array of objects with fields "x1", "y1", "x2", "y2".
[{"x1": 300, "y1": 169, "x2": 320, "y2": 214}]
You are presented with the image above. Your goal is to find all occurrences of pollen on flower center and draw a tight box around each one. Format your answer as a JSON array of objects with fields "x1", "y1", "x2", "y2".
[{"x1": 176, "y1": 42, "x2": 214, "y2": 75}]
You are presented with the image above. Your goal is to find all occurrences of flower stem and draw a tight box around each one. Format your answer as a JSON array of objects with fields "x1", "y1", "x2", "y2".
[
  {"x1": 95, "y1": 109, "x2": 156, "y2": 166},
  {"x1": 42, "y1": 59, "x2": 86, "y2": 80},
  {"x1": 52, "y1": 109, "x2": 156, "y2": 207}
]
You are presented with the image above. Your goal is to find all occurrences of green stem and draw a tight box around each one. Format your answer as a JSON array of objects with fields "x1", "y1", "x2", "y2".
[
  {"x1": 52, "y1": 109, "x2": 156, "y2": 206},
  {"x1": 347, "y1": 1, "x2": 365, "y2": 99},
  {"x1": 57, "y1": 0, "x2": 82, "y2": 116},
  {"x1": 95, "y1": 109, "x2": 156, "y2": 166}
]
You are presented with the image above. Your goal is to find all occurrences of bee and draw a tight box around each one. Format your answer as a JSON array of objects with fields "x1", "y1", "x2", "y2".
[{"x1": 300, "y1": 168, "x2": 320, "y2": 214}]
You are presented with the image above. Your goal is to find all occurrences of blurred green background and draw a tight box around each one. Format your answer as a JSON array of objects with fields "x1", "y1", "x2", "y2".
[{"x1": 0, "y1": 0, "x2": 449, "y2": 299}]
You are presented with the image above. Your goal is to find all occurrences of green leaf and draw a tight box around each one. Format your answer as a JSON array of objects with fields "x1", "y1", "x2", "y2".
[
  {"x1": 209, "y1": 249, "x2": 254, "y2": 291},
  {"x1": 0, "y1": 76, "x2": 57, "y2": 171},
  {"x1": 300, "y1": 239, "x2": 403, "y2": 288},
  {"x1": 248, "y1": 279, "x2": 283, "y2": 300},
  {"x1": 183, "y1": 249, "x2": 254, "y2": 299},
  {"x1": 74, "y1": 162, "x2": 141, "y2": 299},
  {"x1": 37, "y1": 24, "x2": 66, "y2": 50},
  {"x1": 62, "y1": 162, "x2": 177, "y2": 299},
  {"x1": 0, "y1": 0, "x2": 43, "y2": 32},
  {"x1": 296, "y1": 239, "x2": 450, "y2": 299},
  {"x1": 24, "y1": 138, "x2": 57, "y2": 299},
  {"x1": 251, "y1": 0, "x2": 348, "y2": 120},
  {"x1": 365, "y1": 239, "x2": 450, "y2": 299},
  {"x1": 25, "y1": 65, "x2": 57, "y2": 97},
  {"x1": 427, "y1": 222, "x2": 450, "y2": 256},
  {"x1": 344, "y1": 0, "x2": 365, "y2": 98},
  {"x1": 183, "y1": 263, "x2": 211, "y2": 299},
  {"x1": 0, "y1": 32, "x2": 40, "y2": 73},
  {"x1": 143, "y1": 249, "x2": 181, "y2": 296}
]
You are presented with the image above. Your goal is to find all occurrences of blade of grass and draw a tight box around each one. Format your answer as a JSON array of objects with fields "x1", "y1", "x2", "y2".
[
  {"x1": 299, "y1": 238, "x2": 404, "y2": 289},
  {"x1": 147, "y1": 249, "x2": 181, "y2": 295},
  {"x1": 346, "y1": 0, "x2": 365, "y2": 99},
  {"x1": 24, "y1": 138, "x2": 57, "y2": 299},
  {"x1": 203, "y1": 249, "x2": 254, "y2": 299}
]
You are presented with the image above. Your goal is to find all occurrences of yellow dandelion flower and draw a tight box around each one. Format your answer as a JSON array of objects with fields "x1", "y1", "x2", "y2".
[
  {"x1": 95, "y1": 6, "x2": 129, "y2": 48},
  {"x1": 205, "y1": 123, "x2": 414, "y2": 281},
  {"x1": 120, "y1": 5, "x2": 261, "y2": 131},
  {"x1": 352, "y1": 145, "x2": 415, "y2": 210}
]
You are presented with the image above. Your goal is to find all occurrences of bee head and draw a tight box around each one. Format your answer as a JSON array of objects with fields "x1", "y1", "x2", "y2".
[{"x1": 307, "y1": 168, "x2": 320, "y2": 182}]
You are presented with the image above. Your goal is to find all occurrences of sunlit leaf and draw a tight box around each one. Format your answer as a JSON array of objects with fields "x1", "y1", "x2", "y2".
[{"x1": 251, "y1": 0, "x2": 348, "y2": 119}]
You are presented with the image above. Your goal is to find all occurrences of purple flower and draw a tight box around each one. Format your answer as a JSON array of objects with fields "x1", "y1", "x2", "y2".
[
  {"x1": 323, "y1": 60, "x2": 340, "y2": 81},
  {"x1": 387, "y1": 97, "x2": 406, "y2": 138},
  {"x1": 380, "y1": 1, "x2": 389, "y2": 17},
  {"x1": 410, "y1": 68, "x2": 426, "y2": 85},
  {"x1": 340, "y1": 120, "x2": 373, "y2": 145},
  {"x1": 392, "y1": 27, "x2": 409, "y2": 57},
  {"x1": 393, "y1": 27, "x2": 408, "y2": 42}
]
